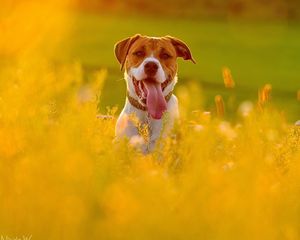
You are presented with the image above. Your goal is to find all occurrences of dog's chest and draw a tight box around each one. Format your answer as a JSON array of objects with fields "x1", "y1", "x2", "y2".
[{"x1": 130, "y1": 107, "x2": 160, "y2": 132}]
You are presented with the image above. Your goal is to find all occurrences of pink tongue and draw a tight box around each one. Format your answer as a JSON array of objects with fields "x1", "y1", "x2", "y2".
[{"x1": 144, "y1": 79, "x2": 167, "y2": 119}]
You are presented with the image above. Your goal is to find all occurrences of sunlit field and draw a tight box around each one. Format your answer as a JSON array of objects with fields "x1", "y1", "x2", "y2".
[
  {"x1": 66, "y1": 13, "x2": 300, "y2": 120},
  {"x1": 1, "y1": 1, "x2": 300, "y2": 239}
]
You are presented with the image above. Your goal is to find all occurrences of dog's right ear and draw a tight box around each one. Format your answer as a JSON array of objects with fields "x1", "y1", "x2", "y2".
[{"x1": 114, "y1": 34, "x2": 141, "y2": 71}]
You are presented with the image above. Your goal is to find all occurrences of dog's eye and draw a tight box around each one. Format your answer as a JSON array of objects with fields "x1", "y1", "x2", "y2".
[
  {"x1": 160, "y1": 53, "x2": 172, "y2": 60},
  {"x1": 133, "y1": 51, "x2": 145, "y2": 57}
]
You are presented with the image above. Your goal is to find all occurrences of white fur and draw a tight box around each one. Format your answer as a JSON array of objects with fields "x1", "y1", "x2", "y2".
[
  {"x1": 116, "y1": 85, "x2": 178, "y2": 153},
  {"x1": 115, "y1": 56, "x2": 179, "y2": 153},
  {"x1": 129, "y1": 56, "x2": 166, "y2": 83},
  {"x1": 115, "y1": 93, "x2": 179, "y2": 153}
]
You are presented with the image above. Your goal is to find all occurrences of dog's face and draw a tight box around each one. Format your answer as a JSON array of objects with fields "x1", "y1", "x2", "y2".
[{"x1": 114, "y1": 34, "x2": 195, "y2": 119}]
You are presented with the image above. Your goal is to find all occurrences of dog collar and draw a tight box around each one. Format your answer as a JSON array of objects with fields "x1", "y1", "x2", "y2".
[{"x1": 127, "y1": 91, "x2": 173, "y2": 112}]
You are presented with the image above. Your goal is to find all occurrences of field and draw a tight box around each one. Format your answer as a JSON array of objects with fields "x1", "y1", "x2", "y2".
[
  {"x1": 65, "y1": 13, "x2": 300, "y2": 120},
  {"x1": 0, "y1": 3, "x2": 300, "y2": 240}
]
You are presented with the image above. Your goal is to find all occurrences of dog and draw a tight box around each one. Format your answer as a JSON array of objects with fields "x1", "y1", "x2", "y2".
[{"x1": 114, "y1": 34, "x2": 195, "y2": 152}]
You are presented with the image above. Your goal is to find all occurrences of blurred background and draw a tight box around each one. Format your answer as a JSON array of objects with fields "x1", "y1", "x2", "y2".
[{"x1": 1, "y1": 0, "x2": 300, "y2": 120}]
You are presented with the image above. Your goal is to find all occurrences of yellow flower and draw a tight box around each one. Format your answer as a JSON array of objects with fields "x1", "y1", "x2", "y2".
[
  {"x1": 215, "y1": 95, "x2": 225, "y2": 117},
  {"x1": 222, "y1": 67, "x2": 235, "y2": 88},
  {"x1": 258, "y1": 84, "x2": 272, "y2": 107}
]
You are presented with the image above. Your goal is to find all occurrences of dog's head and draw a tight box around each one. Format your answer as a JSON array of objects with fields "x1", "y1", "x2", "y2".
[{"x1": 114, "y1": 34, "x2": 195, "y2": 119}]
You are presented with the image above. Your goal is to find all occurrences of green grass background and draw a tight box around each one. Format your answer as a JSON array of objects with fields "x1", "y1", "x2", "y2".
[{"x1": 62, "y1": 13, "x2": 300, "y2": 120}]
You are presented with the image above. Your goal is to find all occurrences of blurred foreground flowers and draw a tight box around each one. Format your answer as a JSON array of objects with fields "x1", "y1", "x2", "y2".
[{"x1": 1, "y1": 56, "x2": 300, "y2": 239}]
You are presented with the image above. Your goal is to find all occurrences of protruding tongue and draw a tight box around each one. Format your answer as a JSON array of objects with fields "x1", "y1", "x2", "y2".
[{"x1": 144, "y1": 78, "x2": 167, "y2": 119}]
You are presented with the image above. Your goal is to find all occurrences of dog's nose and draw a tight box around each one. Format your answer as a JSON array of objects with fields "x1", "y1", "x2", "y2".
[{"x1": 144, "y1": 61, "x2": 158, "y2": 76}]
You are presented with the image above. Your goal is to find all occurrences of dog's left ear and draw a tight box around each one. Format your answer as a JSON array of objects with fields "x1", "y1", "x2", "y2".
[
  {"x1": 114, "y1": 34, "x2": 141, "y2": 71},
  {"x1": 166, "y1": 36, "x2": 196, "y2": 64}
]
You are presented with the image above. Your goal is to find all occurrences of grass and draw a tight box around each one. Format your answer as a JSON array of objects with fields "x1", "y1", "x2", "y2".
[
  {"x1": 1, "y1": 3, "x2": 300, "y2": 239},
  {"x1": 63, "y1": 13, "x2": 300, "y2": 120}
]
